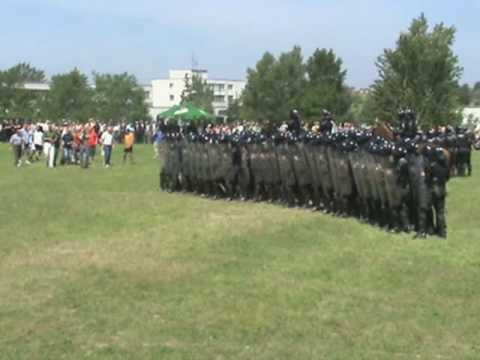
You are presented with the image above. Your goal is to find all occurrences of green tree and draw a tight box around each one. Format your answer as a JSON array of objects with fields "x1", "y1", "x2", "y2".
[
  {"x1": 271, "y1": 46, "x2": 305, "y2": 123},
  {"x1": 0, "y1": 63, "x2": 46, "y2": 119},
  {"x1": 181, "y1": 73, "x2": 214, "y2": 114},
  {"x1": 242, "y1": 46, "x2": 351, "y2": 124},
  {"x1": 242, "y1": 47, "x2": 305, "y2": 123},
  {"x1": 44, "y1": 68, "x2": 93, "y2": 122},
  {"x1": 241, "y1": 52, "x2": 277, "y2": 121},
  {"x1": 302, "y1": 49, "x2": 352, "y2": 120},
  {"x1": 93, "y1": 72, "x2": 148, "y2": 122},
  {"x1": 342, "y1": 90, "x2": 380, "y2": 125},
  {"x1": 225, "y1": 98, "x2": 242, "y2": 122},
  {"x1": 372, "y1": 14, "x2": 463, "y2": 129},
  {"x1": 457, "y1": 83, "x2": 472, "y2": 106},
  {"x1": 357, "y1": 92, "x2": 379, "y2": 125}
]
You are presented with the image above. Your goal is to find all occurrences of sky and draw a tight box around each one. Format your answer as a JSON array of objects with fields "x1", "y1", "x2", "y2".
[{"x1": 1, "y1": 0, "x2": 479, "y2": 88}]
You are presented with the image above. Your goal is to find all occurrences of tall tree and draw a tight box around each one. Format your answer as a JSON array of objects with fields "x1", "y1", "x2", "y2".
[
  {"x1": 0, "y1": 63, "x2": 46, "y2": 119},
  {"x1": 44, "y1": 68, "x2": 93, "y2": 122},
  {"x1": 93, "y1": 72, "x2": 148, "y2": 122},
  {"x1": 272, "y1": 46, "x2": 305, "y2": 122},
  {"x1": 302, "y1": 49, "x2": 352, "y2": 119},
  {"x1": 372, "y1": 14, "x2": 463, "y2": 128},
  {"x1": 241, "y1": 52, "x2": 277, "y2": 121},
  {"x1": 181, "y1": 73, "x2": 214, "y2": 114},
  {"x1": 242, "y1": 47, "x2": 352, "y2": 124},
  {"x1": 242, "y1": 47, "x2": 305, "y2": 123}
]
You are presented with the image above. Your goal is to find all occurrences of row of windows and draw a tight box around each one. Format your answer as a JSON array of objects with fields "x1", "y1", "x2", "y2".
[
  {"x1": 169, "y1": 94, "x2": 235, "y2": 103},
  {"x1": 214, "y1": 95, "x2": 234, "y2": 103},
  {"x1": 168, "y1": 82, "x2": 235, "y2": 91},
  {"x1": 211, "y1": 84, "x2": 234, "y2": 91}
]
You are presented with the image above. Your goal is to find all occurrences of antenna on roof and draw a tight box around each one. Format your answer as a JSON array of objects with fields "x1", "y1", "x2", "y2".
[{"x1": 191, "y1": 52, "x2": 199, "y2": 71}]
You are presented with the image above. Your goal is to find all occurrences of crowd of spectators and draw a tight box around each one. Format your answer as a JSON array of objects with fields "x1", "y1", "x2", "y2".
[{"x1": 1, "y1": 119, "x2": 163, "y2": 168}]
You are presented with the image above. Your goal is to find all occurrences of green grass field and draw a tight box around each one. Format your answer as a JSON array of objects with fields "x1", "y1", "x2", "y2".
[{"x1": 1, "y1": 144, "x2": 480, "y2": 359}]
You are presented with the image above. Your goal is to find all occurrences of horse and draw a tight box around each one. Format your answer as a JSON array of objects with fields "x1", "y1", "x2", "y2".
[{"x1": 373, "y1": 122, "x2": 395, "y2": 142}]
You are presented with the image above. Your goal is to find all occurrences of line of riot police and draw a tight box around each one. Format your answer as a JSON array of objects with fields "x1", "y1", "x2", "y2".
[{"x1": 160, "y1": 124, "x2": 456, "y2": 239}]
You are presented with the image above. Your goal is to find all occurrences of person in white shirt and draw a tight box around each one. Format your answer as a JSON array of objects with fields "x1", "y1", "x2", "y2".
[
  {"x1": 100, "y1": 127, "x2": 114, "y2": 167},
  {"x1": 33, "y1": 126, "x2": 44, "y2": 160}
]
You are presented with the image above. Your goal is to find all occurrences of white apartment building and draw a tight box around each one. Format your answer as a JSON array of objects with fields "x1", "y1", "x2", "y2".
[{"x1": 148, "y1": 69, "x2": 246, "y2": 119}]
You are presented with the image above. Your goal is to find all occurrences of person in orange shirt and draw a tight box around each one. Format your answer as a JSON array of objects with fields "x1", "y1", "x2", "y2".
[
  {"x1": 123, "y1": 128, "x2": 135, "y2": 164},
  {"x1": 88, "y1": 126, "x2": 98, "y2": 162}
]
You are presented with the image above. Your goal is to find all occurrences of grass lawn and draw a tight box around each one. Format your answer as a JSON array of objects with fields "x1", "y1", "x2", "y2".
[{"x1": 1, "y1": 144, "x2": 480, "y2": 359}]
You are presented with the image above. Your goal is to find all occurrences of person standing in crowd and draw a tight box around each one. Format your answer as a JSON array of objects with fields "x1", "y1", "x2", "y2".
[
  {"x1": 22, "y1": 124, "x2": 34, "y2": 165},
  {"x1": 33, "y1": 125, "x2": 44, "y2": 160},
  {"x1": 153, "y1": 126, "x2": 165, "y2": 159},
  {"x1": 113, "y1": 123, "x2": 122, "y2": 143},
  {"x1": 16, "y1": 124, "x2": 29, "y2": 165},
  {"x1": 61, "y1": 126, "x2": 74, "y2": 165},
  {"x1": 52, "y1": 125, "x2": 61, "y2": 167},
  {"x1": 9, "y1": 127, "x2": 24, "y2": 167},
  {"x1": 88, "y1": 125, "x2": 98, "y2": 163},
  {"x1": 101, "y1": 126, "x2": 114, "y2": 167},
  {"x1": 146, "y1": 122, "x2": 154, "y2": 145},
  {"x1": 123, "y1": 127, "x2": 135, "y2": 164},
  {"x1": 79, "y1": 127, "x2": 90, "y2": 169},
  {"x1": 43, "y1": 125, "x2": 56, "y2": 168},
  {"x1": 72, "y1": 126, "x2": 82, "y2": 164}
]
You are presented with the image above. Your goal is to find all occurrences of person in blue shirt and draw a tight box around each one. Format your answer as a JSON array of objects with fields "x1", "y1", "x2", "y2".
[
  {"x1": 153, "y1": 127, "x2": 166, "y2": 159},
  {"x1": 9, "y1": 128, "x2": 24, "y2": 167}
]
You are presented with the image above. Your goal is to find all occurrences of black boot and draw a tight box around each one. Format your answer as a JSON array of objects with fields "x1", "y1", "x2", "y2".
[{"x1": 415, "y1": 209, "x2": 428, "y2": 239}]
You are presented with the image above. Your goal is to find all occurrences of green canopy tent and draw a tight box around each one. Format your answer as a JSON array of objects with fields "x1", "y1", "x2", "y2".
[
  {"x1": 159, "y1": 103, "x2": 215, "y2": 123},
  {"x1": 158, "y1": 104, "x2": 182, "y2": 119}
]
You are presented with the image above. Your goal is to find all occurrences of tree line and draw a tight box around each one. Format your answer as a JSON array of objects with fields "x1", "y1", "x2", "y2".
[
  {"x1": 234, "y1": 14, "x2": 468, "y2": 129},
  {"x1": 0, "y1": 65, "x2": 149, "y2": 123}
]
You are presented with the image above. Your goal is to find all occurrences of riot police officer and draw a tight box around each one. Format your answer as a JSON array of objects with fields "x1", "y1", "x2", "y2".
[
  {"x1": 406, "y1": 140, "x2": 431, "y2": 239},
  {"x1": 320, "y1": 110, "x2": 334, "y2": 134},
  {"x1": 289, "y1": 110, "x2": 302, "y2": 134},
  {"x1": 427, "y1": 146, "x2": 450, "y2": 238},
  {"x1": 457, "y1": 128, "x2": 472, "y2": 176}
]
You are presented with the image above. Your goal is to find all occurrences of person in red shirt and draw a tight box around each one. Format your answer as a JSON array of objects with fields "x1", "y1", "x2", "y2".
[
  {"x1": 88, "y1": 126, "x2": 98, "y2": 162},
  {"x1": 72, "y1": 128, "x2": 82, "y2": 164}
]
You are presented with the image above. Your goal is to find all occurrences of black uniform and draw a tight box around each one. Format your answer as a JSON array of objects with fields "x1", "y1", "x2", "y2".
[
  {"x1": 457, "y1": 132, "x2": 472, "y2": 176},
  {"x1": 408, "y1": 147, "x2": 431, "y2": 238},
  {"x1": 428, "y1": 147, "x2": 449, "y2": 238}
]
